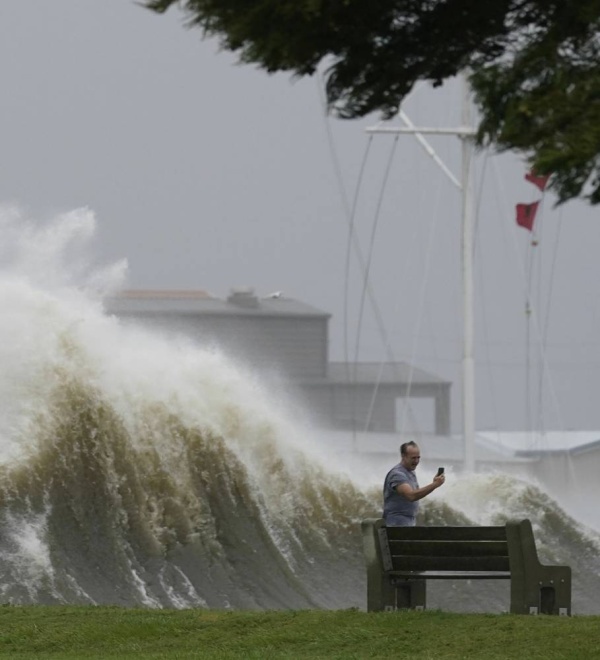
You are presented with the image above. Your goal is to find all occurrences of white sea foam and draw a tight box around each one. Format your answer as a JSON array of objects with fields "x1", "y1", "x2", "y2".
[
  {"x1": 0, "y1": 204, "x2": 597, "y2": 610},
  {"x1": 0, "y1": 512, "x2": 56, "y2": 600}
]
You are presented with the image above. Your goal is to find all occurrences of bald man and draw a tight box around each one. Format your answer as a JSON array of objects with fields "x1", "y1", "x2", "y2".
[{"x1": 382, "y1": 441, "x2": 445, "y2": 526}]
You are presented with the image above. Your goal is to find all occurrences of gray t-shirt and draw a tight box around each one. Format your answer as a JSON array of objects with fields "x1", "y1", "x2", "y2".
[{"x1": 383, "y1": 463, "x2": 419, "y2": 524}]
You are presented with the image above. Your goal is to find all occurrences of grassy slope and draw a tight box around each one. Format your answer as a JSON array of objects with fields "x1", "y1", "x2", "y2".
[{"x1": 0, "y1": 607, "x2": 599, "y2": 659}]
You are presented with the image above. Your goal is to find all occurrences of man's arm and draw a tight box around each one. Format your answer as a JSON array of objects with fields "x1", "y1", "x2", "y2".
[{"x1": 396, "y1": 474, "x2": 445, "y2": 502}]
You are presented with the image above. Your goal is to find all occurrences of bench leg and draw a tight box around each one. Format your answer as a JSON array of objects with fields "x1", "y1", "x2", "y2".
[
  {"x1": 510, "y1": 573, "x2": 571, "y2": 615},
  {"x1": 394, "y1": 579, "x2": 427, "y2": 610},
  {"x1": 510, "y1": 568, "x2": 571, "y2": 615},
  {"x1": 506, "y1": 519, "x2": 572, "y2": 615},
  {"x1": 552, "y1": 571, "x2": 572, "y2": 616},
  {"x1": 366, "y1": 572, "x2": 398, "y2": 612},
  {"x1": 363, "y1": 518, "x2": 398, "y2": 612}
]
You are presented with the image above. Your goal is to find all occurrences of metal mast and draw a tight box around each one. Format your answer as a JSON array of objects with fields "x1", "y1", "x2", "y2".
[
  {"x1": 460, "y1": 79, "x2": 476, "y2": 473},
  {"x1": 366, "y1": 81, "x2": 477, "y2": 472}
]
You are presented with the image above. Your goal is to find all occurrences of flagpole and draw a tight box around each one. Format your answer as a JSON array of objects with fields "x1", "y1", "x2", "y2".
[
  {"x1": 461, "y1": 78, "x2": 476, "y2": 473},
  {"x1": 366, "y1": 79, "x2": 477, "y2": 473}
]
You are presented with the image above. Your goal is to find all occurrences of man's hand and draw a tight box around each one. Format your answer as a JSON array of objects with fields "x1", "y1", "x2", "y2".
[
  {"x1": 396, "y1": 472, "x2": 446, "y2": 501},
  {"x1": 433, "y1": 473, "x2": 445, "y2": 488}
]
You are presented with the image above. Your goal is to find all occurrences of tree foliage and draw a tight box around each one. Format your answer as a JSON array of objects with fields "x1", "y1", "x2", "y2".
[{"x1": 144, "y1": 0, "x2": 600, "y2": 204}]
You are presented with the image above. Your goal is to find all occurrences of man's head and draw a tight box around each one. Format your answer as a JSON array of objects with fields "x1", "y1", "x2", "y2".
[{"x1": 400, "y1": 441, "x2": 420, "y2": 471}]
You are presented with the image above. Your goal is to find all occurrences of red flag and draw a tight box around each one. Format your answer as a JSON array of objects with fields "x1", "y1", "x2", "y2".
[
  {"x1": 525, "y1": 171, "x2": 550, "y2": 192},
  {"x1": 516, "y1": 201, "x2": 540, "y2": 231}
]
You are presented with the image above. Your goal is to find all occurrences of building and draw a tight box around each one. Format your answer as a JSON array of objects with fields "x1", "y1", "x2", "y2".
[{"x1": 105, "y1": 288, "x2": 452, "y2": 435}]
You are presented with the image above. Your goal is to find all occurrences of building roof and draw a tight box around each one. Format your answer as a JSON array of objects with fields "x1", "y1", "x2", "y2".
[
  {"x1": 326, "y1": 362, "x2": 450, "y2": 386},
  {"x1": 321, "y1": 431, "x2": 534, "y2": 465},
  {"x1": 320, "y1": 430, "x2": 600, "y2": 468},
  {"x1": 477, "y1": 431, "x2": 600, "y2": 457},
  {"x1": 105, "y1": 288, "x2": 330, "y2": 319}
]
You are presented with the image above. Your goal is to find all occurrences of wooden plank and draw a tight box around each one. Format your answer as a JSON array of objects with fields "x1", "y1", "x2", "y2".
[
  {"x1": 377, "y1": 526, "x2": 394, "y2": 572},
  {"x1": 390, "y1": 570, "x2": 511, "y2": 580},
  {"x1": 388, "y1": 540, "x2": 508, "y2": 558},
  {"x1": 389, "y1": 555, "x2": 510, "y2": 572},
  {"x1": 386, "y1": 526, "x2": 507, "y2": 542}
]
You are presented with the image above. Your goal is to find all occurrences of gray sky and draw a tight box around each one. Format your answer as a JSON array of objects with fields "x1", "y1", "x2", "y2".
[{"x1": 1, "y1": 0, "x2": 599, "y2": 434}]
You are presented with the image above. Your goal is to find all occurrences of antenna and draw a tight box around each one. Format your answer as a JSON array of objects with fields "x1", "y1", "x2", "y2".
[{"x1": 365, "y1": 79, "x2": 477, "y2": 473}]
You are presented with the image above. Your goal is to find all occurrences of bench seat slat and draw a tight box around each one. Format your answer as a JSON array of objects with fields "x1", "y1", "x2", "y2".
[
  {"x1": 386, "y1": 526, "x2": 507, "y2": 541},
  {"x1": 389, "y1": 555, "x2": 510, "y2": 572},
  {"x1": 388, "y1": 540, "x2": 508, "y2": 557},
  {"x1": 390, "y1": 570, "x2": 511, "y2": 580}
]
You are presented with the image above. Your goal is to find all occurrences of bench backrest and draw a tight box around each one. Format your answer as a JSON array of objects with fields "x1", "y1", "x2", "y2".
[{"x1": 381, "y1": 524, "x2": 510, "y2": 573}]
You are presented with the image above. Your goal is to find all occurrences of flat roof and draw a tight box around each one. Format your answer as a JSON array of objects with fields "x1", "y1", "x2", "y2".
[
  {"x1": 478, "y1": 431, "x2": 600, "y2": 456},
  {"x1": 325, "y1": 362, "x2": 450, "y2": 386},
  {"x1": 104, "y1": 289, "x2": 330, "y2": 319},
  {"x1": 321, "y1": 430, "x2": 600, "y2": 462},
  {"x1": 321, "y1": 431, "x2": 534, "y2": 464}
]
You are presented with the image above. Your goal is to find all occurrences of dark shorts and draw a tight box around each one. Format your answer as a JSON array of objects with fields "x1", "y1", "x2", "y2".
[{"x1": 384, "y1": 513, "x2": 416, "y2": 527}]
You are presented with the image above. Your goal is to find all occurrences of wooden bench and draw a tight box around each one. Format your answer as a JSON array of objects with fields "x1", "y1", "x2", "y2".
[{"x1": 361, "y1": 518, "x2": 571, "y2": 615}]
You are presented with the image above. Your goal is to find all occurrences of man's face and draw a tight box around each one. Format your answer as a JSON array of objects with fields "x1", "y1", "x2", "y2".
[{"x1": 401, "y1": 445, "x2": 421, "y2": 471}]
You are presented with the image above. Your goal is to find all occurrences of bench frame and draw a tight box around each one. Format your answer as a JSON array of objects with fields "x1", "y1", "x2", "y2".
[{"x1": 361, "y1": 518, "x2": 571, "y2": 615}]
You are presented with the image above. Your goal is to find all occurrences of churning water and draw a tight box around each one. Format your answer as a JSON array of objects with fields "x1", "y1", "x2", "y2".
[{"x1": 1, "y1": 207, "x2": 599, "y2": 613}]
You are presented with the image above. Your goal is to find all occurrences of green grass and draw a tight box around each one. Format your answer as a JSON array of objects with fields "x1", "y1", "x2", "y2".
[{"x1": 0, "y1": 607, "x2": 598, "y2": 659}]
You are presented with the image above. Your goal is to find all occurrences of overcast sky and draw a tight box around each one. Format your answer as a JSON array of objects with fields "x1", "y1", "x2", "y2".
[{"x1": 1, "y1": 0, "x2": 599, "y2": 435}]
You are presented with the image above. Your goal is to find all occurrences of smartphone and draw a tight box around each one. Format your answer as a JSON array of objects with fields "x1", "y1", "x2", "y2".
[{"x1": 436, "y1": 467, "x2": 445, "y2": 476}]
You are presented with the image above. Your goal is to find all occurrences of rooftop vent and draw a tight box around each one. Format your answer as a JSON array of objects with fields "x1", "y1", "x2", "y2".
[{"x1": 227, "y1": 287, "x2": 259, "y2": 308}]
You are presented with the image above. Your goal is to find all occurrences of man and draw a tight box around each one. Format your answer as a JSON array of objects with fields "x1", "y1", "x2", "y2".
[{"x1": 383, "y1": 441, "x2": 445, "y2": 526}]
